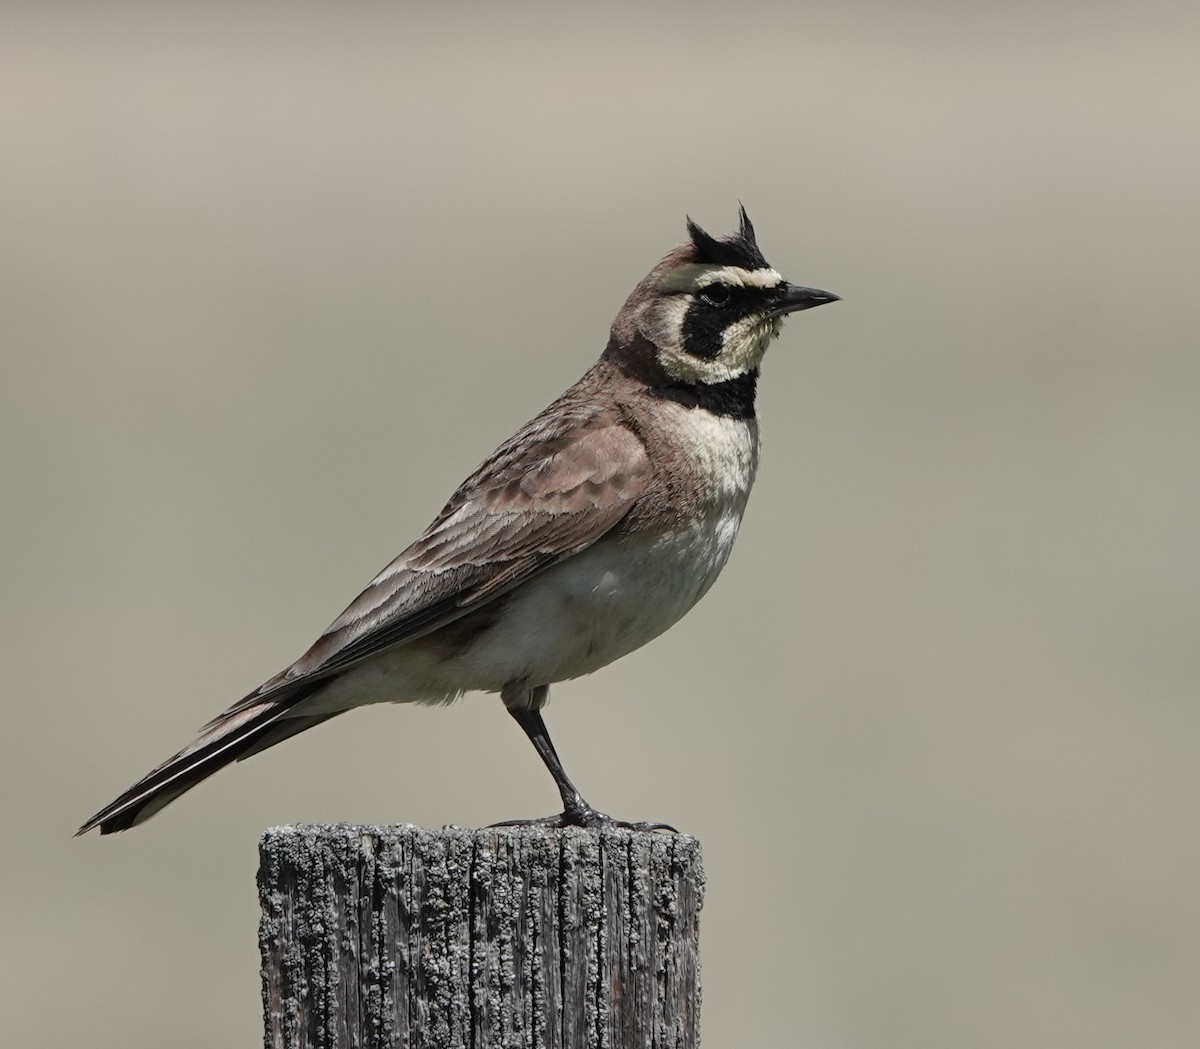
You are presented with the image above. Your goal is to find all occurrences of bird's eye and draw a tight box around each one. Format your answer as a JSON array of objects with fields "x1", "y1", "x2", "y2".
[{"x1": 700, "y1": 284, "x2": 731, "y2": 307}]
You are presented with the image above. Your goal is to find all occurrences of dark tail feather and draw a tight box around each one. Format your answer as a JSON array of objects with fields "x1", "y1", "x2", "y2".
[{"x1": 77, "y1": 696, "x2": 338, "y2": 836}]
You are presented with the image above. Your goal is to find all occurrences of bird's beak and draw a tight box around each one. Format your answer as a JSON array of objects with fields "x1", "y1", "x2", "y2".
[{"x1": 765, "y1": 283, "x2": 841, "y2": 319}]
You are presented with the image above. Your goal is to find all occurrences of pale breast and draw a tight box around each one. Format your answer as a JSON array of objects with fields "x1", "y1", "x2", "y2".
[
  {"x1": 451, "y1": 404, "x2": 760, "y2": 688},
  {"x1": 656, "y1": 399, "x2": 761, "y2": 508}
]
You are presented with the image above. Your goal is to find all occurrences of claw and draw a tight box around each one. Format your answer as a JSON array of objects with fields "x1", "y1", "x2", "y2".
[{"x1": 490, "y1": 807, "x2": 677, "y2": 833}]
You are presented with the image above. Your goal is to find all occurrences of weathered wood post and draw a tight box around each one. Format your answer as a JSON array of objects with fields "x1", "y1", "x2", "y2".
[{"x1": 258, "y1": 824, "x2": 704, "y2": 1049}]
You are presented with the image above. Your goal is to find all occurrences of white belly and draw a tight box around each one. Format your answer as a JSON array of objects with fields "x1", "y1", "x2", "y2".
[{"x1": 455, "y1": 517, "x2": 742, "y2": 687}]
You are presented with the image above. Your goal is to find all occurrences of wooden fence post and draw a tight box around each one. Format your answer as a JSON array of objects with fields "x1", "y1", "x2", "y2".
[{"x1": 258, "y1": 824, "x2": 704, "y2": 1049}]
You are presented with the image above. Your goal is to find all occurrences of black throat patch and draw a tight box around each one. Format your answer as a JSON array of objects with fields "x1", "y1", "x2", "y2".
[{"x1": 649, "y1": 369, "x2": 758, "y2": 420}]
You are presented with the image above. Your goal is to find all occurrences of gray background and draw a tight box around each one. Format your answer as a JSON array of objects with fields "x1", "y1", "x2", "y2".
[{"x1": 4, "y1": 3, "x2": 1198, "y2": 1047}]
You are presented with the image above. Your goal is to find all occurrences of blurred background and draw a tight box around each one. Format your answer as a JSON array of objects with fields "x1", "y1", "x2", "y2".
[{"x1": 3, "y1": 2, "x2": 1198, "y2": 1046}]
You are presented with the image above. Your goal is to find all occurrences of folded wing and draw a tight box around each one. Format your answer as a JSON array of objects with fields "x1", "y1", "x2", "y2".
[{"x1": 77, "y1": 405, "x2": 653, "y2": 834}]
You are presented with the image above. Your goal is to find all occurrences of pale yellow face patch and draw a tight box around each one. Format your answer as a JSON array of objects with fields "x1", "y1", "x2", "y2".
[
  {"x1": 638, "y1": 263, "x2": 787, "y2": 385},
  {"x1": 653, "y1": 313, "x2": 783, "y2": 384}
]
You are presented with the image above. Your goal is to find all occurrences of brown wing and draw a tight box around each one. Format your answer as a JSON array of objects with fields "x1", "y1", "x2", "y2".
[
  {"x1": 216, "y1": 404, "x2": 652, "y2": 719},
  {"x1": 80, "y1": 404, "x2": 653, "y2": 833}
]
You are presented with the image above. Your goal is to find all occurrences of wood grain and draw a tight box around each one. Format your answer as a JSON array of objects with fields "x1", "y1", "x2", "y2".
[{"x1": 259, "y1": 825, "x2": 704, "y2": 1049}]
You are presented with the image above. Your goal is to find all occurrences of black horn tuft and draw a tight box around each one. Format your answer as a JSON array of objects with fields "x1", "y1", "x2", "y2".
[
  {"x1": 685, "y1": 216, "x2": 724, "y2": 259},
  {"x1": 685, "y1": 208, "x2": 770, "y2": 271},
  {"x1": 737, "y1": 203, "x2": 757, "y2": 247}
]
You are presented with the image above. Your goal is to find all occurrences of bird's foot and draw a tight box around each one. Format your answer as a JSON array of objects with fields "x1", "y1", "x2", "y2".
[{"x1": 490, "y1": 800, "x2": 677, "y2": 834}]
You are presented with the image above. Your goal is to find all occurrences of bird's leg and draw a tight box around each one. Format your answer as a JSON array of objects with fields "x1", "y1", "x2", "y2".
[
  {"x1": 507, "y1": 704, "x2": 599, "y2": 826},
  {"x1": 493, "y1": 686, "x2": 676, "y2": 832}
]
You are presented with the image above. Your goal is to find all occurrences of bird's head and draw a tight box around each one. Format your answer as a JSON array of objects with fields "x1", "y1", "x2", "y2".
[{"x1": 607, "y1": 207, "x2": 839, "y2": 387}]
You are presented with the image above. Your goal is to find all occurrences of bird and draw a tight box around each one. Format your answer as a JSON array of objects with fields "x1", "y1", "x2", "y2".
[{"x1": 77, "y1": 207, "x2": 839, "y2": 836}]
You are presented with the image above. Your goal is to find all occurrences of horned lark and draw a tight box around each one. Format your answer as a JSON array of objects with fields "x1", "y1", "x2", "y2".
[{"x1": 78, "y1": 208, "x2": 838, "y2": 835}]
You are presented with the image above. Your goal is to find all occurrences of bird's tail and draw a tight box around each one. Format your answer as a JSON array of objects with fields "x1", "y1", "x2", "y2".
[{"x1": 76, "y1": 693, "x2": 337, "y2": 835}]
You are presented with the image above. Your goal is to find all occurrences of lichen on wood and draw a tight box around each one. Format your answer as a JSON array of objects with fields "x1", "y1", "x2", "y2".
[{"x1": 259, "y1": 824, "x2": 704, "y2": 1049}]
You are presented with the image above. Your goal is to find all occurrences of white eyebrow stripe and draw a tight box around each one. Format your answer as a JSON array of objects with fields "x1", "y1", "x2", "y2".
[
  {"x1": 699, "y1": 266, "x2": 783, "y2": 289},
  {"x1": 656, "y1": 263, "x2": 784, "y2": 293}
]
